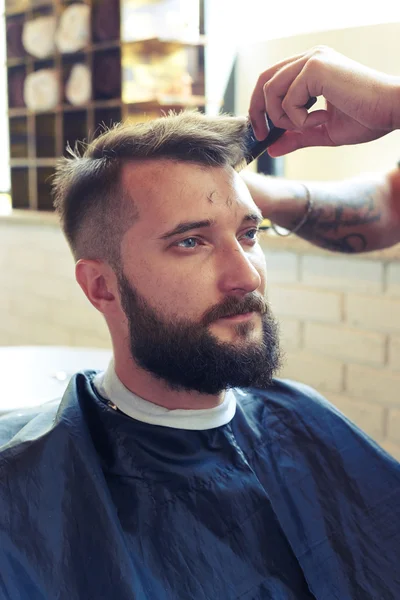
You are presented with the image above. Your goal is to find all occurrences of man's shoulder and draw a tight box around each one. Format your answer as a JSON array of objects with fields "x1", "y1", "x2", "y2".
[
  {"x1": 0, "y1": 398, "x2": 62, "y2": 451},
  {"x1": 235, "y1": 377, "x2": 391, "y2": 455},
  {"x1": 236, "y1": 377, "x2": 337, "y2": 422},
  {"x1": 0, "y1": 370, "x2": 98, "y2": 458}
]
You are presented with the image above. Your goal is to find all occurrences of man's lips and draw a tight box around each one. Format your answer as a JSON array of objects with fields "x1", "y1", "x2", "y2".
[{"x1": 217, "y1": 311, "x2": 257, "y2": 322}]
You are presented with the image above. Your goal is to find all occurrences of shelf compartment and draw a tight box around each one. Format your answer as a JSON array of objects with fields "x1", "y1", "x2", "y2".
[
  {"x1": 62, "y1": 110, "x2": 88, "y2": 156},
  {"x1": 9, "y1": 115, "x2": 29, "y2": 158},
  {"x1": 37, "y1": 166, "x2": 55, "y2": 211},
  {"x1": 10, "y1": 166, "x2": 30, "y2": 209},
  {"x1": 93, "y1": 106, "x2": 122, "y2": 138},
  {"x1": 35, "y1": 113, "x2": 57, "y2": 157},
  {"x1": 92, "y1": 48, "x2": 121, "y2": 100}
]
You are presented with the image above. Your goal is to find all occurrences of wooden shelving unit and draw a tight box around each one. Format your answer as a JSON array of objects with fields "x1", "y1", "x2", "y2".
[{"x1": 5, "y1": 0, "x2": 206, "y2": 211}]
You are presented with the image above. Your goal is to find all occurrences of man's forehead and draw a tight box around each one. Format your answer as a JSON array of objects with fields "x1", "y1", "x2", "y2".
[
  {"x1": 121, "y1": 159, "x2": 172, "y2": 194},
  {"x1": 121, "y1": 158, "x2": 220, "y2": 188},
  {"x1": 121, "y1": 159, "x2": 257, "y2": 215}
]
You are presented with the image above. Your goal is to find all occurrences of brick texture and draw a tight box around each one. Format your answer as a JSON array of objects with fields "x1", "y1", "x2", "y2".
[
  {"x1": 265, "y1": 251, "x2": 298, "y2": 284},
  {"x1": 301, "y1": 255, "x2": 383, "y2": 293},
  {"x1": 280, "y1": 351, "x2": 343, "y2": 393},
  {"x1": 278, "y1": 318, "x2": 302, "y2": 351},
  {"x1": 270, "y1": 285, "x2": 342, "y2": 323},
  {"x1": 346, "y1": 364, "x2": 400, "y2": 406},
  {"x1": 345, "y1": 293, "x2": 400, "y2": 333},
  {"x1": 304, "y1": 323, "x2": 386, "y2": 366},
  {"x1": 386, "y1": 263, "x2": 400, "y2": 296},
  {"x1": 388, "y1": 335, "x2": 400, "y2": 371},
  {"x1": 387, "y1": 409, "x2": 400, "y2": 445}
]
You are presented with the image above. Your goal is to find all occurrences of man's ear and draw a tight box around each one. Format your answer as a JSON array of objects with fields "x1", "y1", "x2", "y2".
[{"x1": 75, "y1": 259, "x2": 119, "y2": 316}]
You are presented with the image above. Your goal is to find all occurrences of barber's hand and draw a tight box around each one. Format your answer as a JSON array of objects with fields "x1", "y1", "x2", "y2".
[{"x1": 249, "y1": 46, "x2": 400, "y2": 156}]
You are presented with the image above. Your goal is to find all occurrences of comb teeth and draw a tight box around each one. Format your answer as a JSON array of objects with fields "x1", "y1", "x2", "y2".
[{"x1": 243, "y1": 118, "x2": 286, "y2": 165}]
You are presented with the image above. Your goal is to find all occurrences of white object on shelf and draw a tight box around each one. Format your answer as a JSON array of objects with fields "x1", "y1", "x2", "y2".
[
  {"x1": 55, "y1": 3, "x2": 90, "y2": 54},
  {"x1": 65, "y1": 63, "x2": 92, "y2": 106},
  {"x1": 24, "y1": 69, "x2": 60, "y2": 112},
  {"x1": 22, "y1": 15, "x2": 57, "y2": 59}
]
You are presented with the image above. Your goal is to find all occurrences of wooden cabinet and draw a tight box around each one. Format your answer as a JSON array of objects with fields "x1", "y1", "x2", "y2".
[{"x1": 5, "y1": 0, "x2": 205, "y2": 210}]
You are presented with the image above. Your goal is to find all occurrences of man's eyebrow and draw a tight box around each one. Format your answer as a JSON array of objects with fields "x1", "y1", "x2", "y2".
[
  {"x1": 159, "y1": 213, "x2": 264, "y2": 241},
  {"x1": 159, "y1": 219, "x2": 215, "y2": 240},
  {"x1": 244, "y1": 213, "x2": 264, "y2": 225}
]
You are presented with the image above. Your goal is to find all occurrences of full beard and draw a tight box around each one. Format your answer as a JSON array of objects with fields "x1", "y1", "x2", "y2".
[{"x1": 118, "y1": 273, "x2": 282, "y2": 395}]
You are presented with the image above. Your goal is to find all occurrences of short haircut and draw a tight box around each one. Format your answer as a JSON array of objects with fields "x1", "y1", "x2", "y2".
[{"x1": 52, "y1": 111, "x2": 248, "y2": 268}]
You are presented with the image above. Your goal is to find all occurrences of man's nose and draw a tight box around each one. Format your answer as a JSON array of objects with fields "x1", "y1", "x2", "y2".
[{"x1": 218, "y1": 245, "x2": 262, "y2": 295}]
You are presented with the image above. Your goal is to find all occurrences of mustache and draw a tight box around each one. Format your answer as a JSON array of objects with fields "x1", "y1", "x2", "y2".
[{"x1": 201, "y1": 293, "x2": 269, "y2": 326}]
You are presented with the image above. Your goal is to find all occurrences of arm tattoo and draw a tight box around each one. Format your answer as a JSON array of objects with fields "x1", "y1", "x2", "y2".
[{"x1": 293, "y1": 189, "x2": 381, "y2": 253}]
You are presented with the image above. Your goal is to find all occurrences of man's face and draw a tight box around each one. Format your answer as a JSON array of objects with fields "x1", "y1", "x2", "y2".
[{"x1": 117, "y1": 160, "x2": 281, "y2": 394}]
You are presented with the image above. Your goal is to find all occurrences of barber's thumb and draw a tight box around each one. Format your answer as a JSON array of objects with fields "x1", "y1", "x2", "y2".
[{"x1": 302, "y1": 109, "x2": 328, "y2": 129}]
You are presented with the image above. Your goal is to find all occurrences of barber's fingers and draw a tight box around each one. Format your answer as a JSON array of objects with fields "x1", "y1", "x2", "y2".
[
  {"x1": 249, "y1": 46, "x2": 337, "y2": 138},
  {"x1": 262, "y1": 57, "x2": 326, "y2": 130},
  {"x1": 249, "y1": 52, "x2": 310, "y2": 139},
  {"x1": 267, "y1": 125, "x2": 335, "y2": 157},
  {"x1": 299, "y1": 109, "x2": 329, "y2": 129}
]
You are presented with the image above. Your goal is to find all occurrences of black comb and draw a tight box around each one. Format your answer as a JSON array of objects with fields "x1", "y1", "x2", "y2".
[{"x1": 243, "y1": 96, "x2": 318, "y2": 166}]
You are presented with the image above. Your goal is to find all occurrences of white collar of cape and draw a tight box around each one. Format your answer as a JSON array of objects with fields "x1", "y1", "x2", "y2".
[{"x1": 93, "y1": 359, "x2": 237, "y2": 430}]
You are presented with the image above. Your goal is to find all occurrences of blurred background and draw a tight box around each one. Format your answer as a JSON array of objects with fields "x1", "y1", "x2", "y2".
[{"x1": 1, "y1": 0, "x2": 400, "y2": 458}]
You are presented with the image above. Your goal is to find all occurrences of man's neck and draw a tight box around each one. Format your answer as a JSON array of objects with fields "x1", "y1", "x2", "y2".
[{"x1": 114, "y1": 351, "x2": 225, "y2": 410}]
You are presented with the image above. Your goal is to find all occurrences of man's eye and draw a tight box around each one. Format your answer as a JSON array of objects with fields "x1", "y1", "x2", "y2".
[
  {"x1": 243, "y1": 228, "x2": 260, "y2": 241},
  {"x1": 176, "y1": 237, "x2": 199, "y2": 249}
]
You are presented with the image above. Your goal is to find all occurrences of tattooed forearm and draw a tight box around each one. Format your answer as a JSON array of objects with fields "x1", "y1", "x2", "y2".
[
  {"x1": 310, "y1": 233, "x2": 368, "y2": 253},
  {"x1": 291, "y1": 187, "x2": 383, "y2": 252},
  {"x1": 243, "y1": 169, "x2": 400, "y2": 253}
]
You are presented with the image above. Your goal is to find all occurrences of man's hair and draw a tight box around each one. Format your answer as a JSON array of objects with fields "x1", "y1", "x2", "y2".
[{"x1": 52, "y1": 111, "x2": 248, "y2": 268}]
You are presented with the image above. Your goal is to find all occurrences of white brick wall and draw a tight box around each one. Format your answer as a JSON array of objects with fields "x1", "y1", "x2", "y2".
[
  {"x1": 387, "y1": 408, "x2": 400, "y2": 445},
  {"x1": 300, "y1": 254, "x2": 383, "y2": 293},
  {"x1": 269, "y1": 285, "x2": 342, "y2": 322},
  {"x1": 304, "y1": 323, "x2": 386, "y2": 366},
  {"x1": 1, "y1": 222, "x2": 400, "y2": 462},
  {"x1": 278, "y1": 318, "x2": 302, "y2": 350},
  {"x1": 268, "y1": 248, "x2": 400, "y2": 462},
  {"x1": 266, "y1": 251, "x2": 299, "y2": 284},
  {"x1": 345, "y1": 293, "x2": 400, "y2": 332},
  {"x1": 0, "y1": 221, "x2": 111, "y2": 350},
  {"x1": 281, "y1": 351, "x2": 344, "y2": 393},
  {"x1": 388, "y1": 335, "x2": 400, "y2": 371},
  {"x1": 386, "y1": 263, "x2": 400, "y2": 296},
  {"x1": 346, "y1": 364, "x2": 400, "y2": 406}
]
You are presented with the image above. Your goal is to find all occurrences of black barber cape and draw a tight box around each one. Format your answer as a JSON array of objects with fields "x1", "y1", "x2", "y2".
[{"x1": 0, "y1": 372, "x2": 399, "y2": 599}]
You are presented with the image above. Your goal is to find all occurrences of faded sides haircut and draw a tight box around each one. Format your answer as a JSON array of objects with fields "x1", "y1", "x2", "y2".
[{"x1": 52, "y1": 111, "x2": 248, "y2": 269}]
